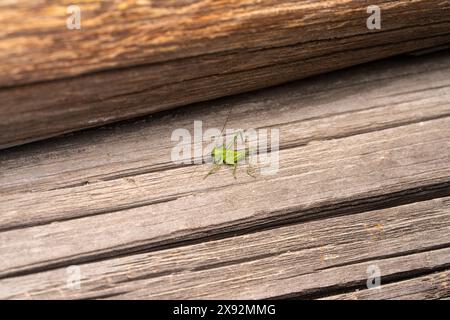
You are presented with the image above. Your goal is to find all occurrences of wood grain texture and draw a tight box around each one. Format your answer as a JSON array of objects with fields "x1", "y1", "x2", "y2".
[
  {"x1": 1, "y1": 116, "x2": 450, "y2": 278},
  {"x1": 2, "y1": 51, "x2": 450, "y2": 195},
  {"x1": 0, "y1": 0, "x2": 450, "y2": 148},
  {"x1": 2, "y1": 0, "x2": 449, "y2": 87},
  {"x1": 1, "y1": 51, "x2": 450, "y2": 289},
  {"x1": 1, "y1": 196, "x2": 449, "y2": 299},
  {"x1": 1, "y1": 52, "x2": 450, "y2": 299},
  {"x1": 323, "y1": 271, "x2": 450, "y2": 300}
]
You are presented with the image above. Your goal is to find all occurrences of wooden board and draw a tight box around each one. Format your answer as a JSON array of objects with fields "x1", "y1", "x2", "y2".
[
  {"x1": 1, "y1": 0, "x2": 450, "y2": 148},
  {"x1": 1, "y1": 196, "x2": 449, "y2": 299},
  {"x1": 322, "y1": 271, "x2": 450, "y2": 300},
  {"x1": 0, "y1": 51, "x2": 449, "y2": 299}
]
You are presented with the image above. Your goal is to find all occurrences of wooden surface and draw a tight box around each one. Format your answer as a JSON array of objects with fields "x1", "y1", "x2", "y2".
[
  {"x1": 1, "y1": 0, "x2": 450, "y2": 148},
  {"x1": 323, "y1": 271, "x2": 450, "y2": 300},
  {"x1": 0, "y1": 51, "x2": 450, "y2": 299}
]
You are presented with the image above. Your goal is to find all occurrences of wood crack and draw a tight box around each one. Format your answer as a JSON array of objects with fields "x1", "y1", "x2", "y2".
[
  {"x1": 274, "y1": 264, "x2": 450, "y2": 300},
  {"x1": 1, "y1": 180, "x2": 449, "y2": 281},
  {"x1": 31, "y1": 111, "x2": 450, "y2": 194}
]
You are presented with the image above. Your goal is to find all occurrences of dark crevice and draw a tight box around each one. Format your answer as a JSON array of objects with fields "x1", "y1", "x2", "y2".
[
  {"x1": 270, "y1": 264, "x2": 450, "y2": 300},
  {"x1": 260, "y1": 95, "x2": 440, "y2": 131},
  {"x1": 0, "y1": 195, "x2": 181, "y2": 233},
  {"x1": 47, "y1": 180, "x2": 92, "y2": 191},
  {"x1": 108, "y1": 243, "x2": 448, "y2": 285},
  {"x1": 46, "y1": 162, "x2": 185, "y2": 191},
  {"x1": 279, "y1": 109, "x2": 450, "y2": 150},
  {"x1": 83, "y1": 291, "x2": 129, "y2": 300},
  {"x1": 382, "y1": 83, "x2": 450, "y2": 99},
  {"x1": 86, "y1": 32, "x2": 450, "y2": 104},
  {"x1": 1, "y1": 180, "x2": 449, "y2": 281},
  {"x1": 317, "y1": 112, "x2": 450, "y2": 142},
  {"x1": 6, "y1": 49, "x2": 447, "y2": 158},
  {"x1": 30, "y1": 109, "x2": 450, "y2": 196},
  {"x1": 317, "y1": 243, "x2": 450, "y2": 272}
]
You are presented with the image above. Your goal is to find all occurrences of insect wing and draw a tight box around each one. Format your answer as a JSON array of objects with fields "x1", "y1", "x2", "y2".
[{"x1": 225, "y1": 149, "x2": 236, "y2": 165}]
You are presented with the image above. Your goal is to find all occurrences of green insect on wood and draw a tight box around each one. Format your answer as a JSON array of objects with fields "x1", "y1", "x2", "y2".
[{"x1": 204, "y1": 131, "x2": 256, "y2": 179}]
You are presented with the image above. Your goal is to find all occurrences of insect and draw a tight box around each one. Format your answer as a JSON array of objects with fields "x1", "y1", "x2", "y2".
[{"x1": 204, "y1": 131, "x2": 256, "y2": 179}]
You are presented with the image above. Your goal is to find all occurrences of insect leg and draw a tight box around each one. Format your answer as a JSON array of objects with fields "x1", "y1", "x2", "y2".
[
  {"x1": 226, "y1": 130, "x2": 246, "y2": 149},
  {"x1": 234, "y1": 150, "x2": 246, "y2": 163},
  {"x1": 246, "y1": 165, "x2": 257, "y2": 178},
  {"x1": 232, "y1": 163, "x2": 238, "y2": 179},
  {"x1": 203, "y1": 164, "x2": 222, "y2": 180},
  {"x1": 237, "y1": 130, "x2": 245, "y2": 144},
  {"x1": 226, "y1": 133, "x2": 238, "y2": 150}
]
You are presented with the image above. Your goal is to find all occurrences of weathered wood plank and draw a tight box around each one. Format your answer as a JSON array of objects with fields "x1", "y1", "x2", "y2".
[
  {"x1": 1, "y1": 196, "x2": 449, "y2": 299},
  {"x1": 2, "y1": 0, "x2": 449, "y2": 86},
  {"x1": 1, "y1": 117, "x2": 450, "y2": 278},
  {"x1": 0, "y1": 0, "x2": 449, "y2": 148},
  {"x1": 322, "y1": 270, "x2": 450, "y2": 300},
  {"x1": 1, "y1": 51, "x2": 450, "y2": 279},
  {"x1": 2, "y1": 51, "x2": 450, "y2": 194}
]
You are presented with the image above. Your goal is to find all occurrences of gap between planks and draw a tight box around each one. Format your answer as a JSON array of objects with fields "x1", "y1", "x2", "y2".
[
  {"x1": 0, "y1": 196, "x2": 449, "y2": 299},
  {"x1": 2, "y1": 50, "x2": 450, "y2": 195},
  {"x1": 1, "y1": 10, "x2": 450, "y2": 148},
  {"x1": 321, "y1": 270, "x2": 450, "y2": 300}
]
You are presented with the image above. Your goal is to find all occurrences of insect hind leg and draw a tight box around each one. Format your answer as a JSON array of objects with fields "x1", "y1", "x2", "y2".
[
  {"x1": 232, "y1": 163, "x2": 238, "y2": 179},
  {"x1": 203, "y1": 164, "x2": 222, "y2": 180},
  {"x1": 246, "y1": 165, "x2": 257, "y2": 178}
]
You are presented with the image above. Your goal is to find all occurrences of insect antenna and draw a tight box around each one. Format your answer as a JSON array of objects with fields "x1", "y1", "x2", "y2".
[
  {"x1": 219, "y1": 103, "x2": 234, "y2": 140},
  {"x1": 188, "y1": 104, "x2": 235, "y2": 180}
]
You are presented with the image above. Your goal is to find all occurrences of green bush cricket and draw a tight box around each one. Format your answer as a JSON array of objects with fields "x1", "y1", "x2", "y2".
[
  {"x1": 205, "y1": 130, "x2": 256, "y2": 179},
  {"x1": 194, "y1": 104, "x2": 257, "y2": 179}
]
